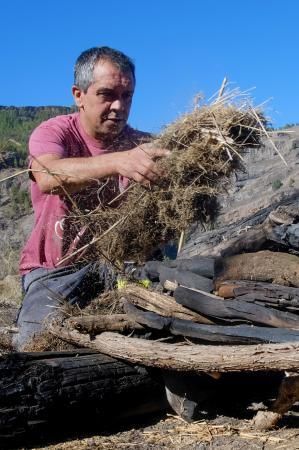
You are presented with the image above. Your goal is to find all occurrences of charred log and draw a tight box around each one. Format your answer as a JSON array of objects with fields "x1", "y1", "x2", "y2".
[
  {"x1": 123, "y1": 300, "x2": 299, "y2": 344},
  {"x1": 0, "y1": 349, "x2": 165, "y2": 443},
  {"x1": 174, "y1": 286, "x2": 299, "y2": 329}
]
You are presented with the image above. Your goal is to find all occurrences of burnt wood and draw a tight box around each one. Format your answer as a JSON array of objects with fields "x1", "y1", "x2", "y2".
[
  {"x1": 123, "y1": 301, "x2": 299, "y2": 344},
  {"x1": 179, "y1": 192, "x2": 299, "y2": 259},
  {"x1": 217, "y1": 281, "x2": 299, "y2": 313},
  {"x1": 123, "y1": 284, "x2": 214, "y2": 324},
  {"x1": 174, "y1": 286, "x2": 299, "y2": 329},
  {"x1": 267, "y1": 223, "x2": 299, "y2": 250},
  {"x1": 145, "y1": 256, "x2": 217, "y2": 279},
  {"x1": 235, "y1": 294, "x2": 299, "y2": 313},
  {"x1": 218, "y1": 280, "x2": 299, "y2": 303},
  {"x1": 0, "y1": 349, "x2": 165, "y2": 443},
  {"x1": 158, "y1": 267, "x2": 214, "y2": 292}
]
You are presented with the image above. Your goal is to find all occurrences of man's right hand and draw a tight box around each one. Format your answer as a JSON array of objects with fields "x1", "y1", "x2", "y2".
[
  {"x1": 31, "y1": 143, "x2": 170, "y2": 195},
  {"x1": 115, "y1": 143, "x2": 170, "y2": 186}
]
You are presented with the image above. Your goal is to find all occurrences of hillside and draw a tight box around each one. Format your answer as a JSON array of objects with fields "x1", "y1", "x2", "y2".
[
  {"x1": 0, "y1": 106, "x2": 73, "y2": 169},
  {"x1": 0, "y1": 106, "x2": 73, "y2": 280}
]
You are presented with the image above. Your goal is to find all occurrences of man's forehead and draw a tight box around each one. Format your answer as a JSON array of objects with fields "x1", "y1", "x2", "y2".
[{"x1": 92, "y1": 60, "x2": 134, "y2": 88}]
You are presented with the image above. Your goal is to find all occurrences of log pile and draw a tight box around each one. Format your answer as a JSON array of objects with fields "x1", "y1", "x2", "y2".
[
  {"x1": 2, "y1": 196, "x2": 299, "y2": 440},
  {"x1": 46, "y1": 197, "x2": 299, "y2": 430}
]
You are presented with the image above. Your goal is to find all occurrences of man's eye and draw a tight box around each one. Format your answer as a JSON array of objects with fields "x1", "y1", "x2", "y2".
[
  {"x1": 123, "y1": 93, "x2": 133, "y2": 101},
  {"x1": 97, "y1": 92, "x2": 114, "y2": 100}
]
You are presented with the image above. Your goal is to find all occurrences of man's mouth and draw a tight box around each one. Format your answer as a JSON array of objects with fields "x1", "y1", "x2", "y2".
[{"x1": 104, "y1": 117, "x2": 124, "y2": 122}]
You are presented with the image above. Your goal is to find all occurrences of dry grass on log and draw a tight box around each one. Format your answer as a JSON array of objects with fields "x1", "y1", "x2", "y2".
[
  {"x1": 22, "y1": 290, "x2": 123, "y2": 352},
  {"x1": 23, "y1": 331, "x2": 76, "y2": 352},
  {"x1": 79, "y1": 93, "x2": 266, "y2": 265}
]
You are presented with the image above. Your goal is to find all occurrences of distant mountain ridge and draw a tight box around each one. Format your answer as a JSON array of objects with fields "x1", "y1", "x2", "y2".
[
  {"x1": 0, "y1": 105, "x2": 72, "y2": 110},
  {"x1": 0, "y1": 105, "x2": 75, "y2": 169}
]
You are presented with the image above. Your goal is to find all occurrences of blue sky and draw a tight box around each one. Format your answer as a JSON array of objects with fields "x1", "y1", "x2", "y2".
[{"x1": 1, "y1": 0, "x2": 298, "y2": 131}]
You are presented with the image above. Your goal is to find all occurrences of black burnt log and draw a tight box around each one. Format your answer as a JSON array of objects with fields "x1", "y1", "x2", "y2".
[
  {"x1": 0, "y1": 349, "x2": 165, "y2": 445},
  {"x1": 174, "y1": 286, "x2": 299, "y2": 329},
  {"x1": 123, "y1": 301, "x2": 299, "y2": 344}
]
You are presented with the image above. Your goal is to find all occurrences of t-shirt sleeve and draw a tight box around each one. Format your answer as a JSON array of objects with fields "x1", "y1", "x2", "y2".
[{"x1": 29, "y1": 123, "x2": 67, "y2": 161}]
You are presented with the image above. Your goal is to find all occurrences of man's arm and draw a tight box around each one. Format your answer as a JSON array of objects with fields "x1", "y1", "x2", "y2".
[{"x1": 31, "y1": 144, "x2": 170, "y2": 194}]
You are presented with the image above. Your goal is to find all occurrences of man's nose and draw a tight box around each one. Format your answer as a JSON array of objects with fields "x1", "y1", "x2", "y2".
[{"x1": 110, "y1": 99, "x2": 124, "y2": 111}]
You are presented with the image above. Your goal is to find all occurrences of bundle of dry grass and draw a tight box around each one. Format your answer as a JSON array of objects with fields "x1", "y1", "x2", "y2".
[{"x1": 74, "y1": 90, "x2": 269, "y2": 266}]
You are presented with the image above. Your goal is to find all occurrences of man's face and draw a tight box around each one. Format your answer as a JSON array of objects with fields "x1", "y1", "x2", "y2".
[{"x1": 73, "y1": 60, "x2": 135, "y2": 141}]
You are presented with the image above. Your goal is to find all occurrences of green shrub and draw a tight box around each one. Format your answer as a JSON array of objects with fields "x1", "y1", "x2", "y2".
[
  {"x1": 272, "y1": 179, "x2": 283, "y2": 191},
  {"x1": 9, "y1": 187, "x2": 31, "y2": 216}
]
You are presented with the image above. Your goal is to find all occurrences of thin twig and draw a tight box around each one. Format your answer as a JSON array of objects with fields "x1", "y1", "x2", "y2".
[
  {"x1": 0, "y1": 169, "x2": 29, "y2": 183},
  {"x1": 250, "y1": 108, "x2": 288, "y2": 167},
  {"x1": 108, "y1": 182, "x2": 136, "y2": 206},
  {"x1": 211, "y1": 112, "x2": 245, "y2": 162},
  {"x1": 177, "y1": 231, "x2": 185, "y2": 255},
  {"x1": 216, "y1": 77, "x2": 228, "y2": 102}
]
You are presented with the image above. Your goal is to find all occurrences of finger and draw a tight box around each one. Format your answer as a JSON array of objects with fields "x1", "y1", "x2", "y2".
[
  {"x1": 146, "y1": 147, "x2": 171, "y2": 159},
  {"x1": 142, "y1": 161, "x2": 167, "y2": 180},
  {"x1": 138, "y1": 145, "x2": 170, "y2": 159},
  {"x1": 133, "y1": 168, "x2": 160, "y2": 185},
  {"x1": 134, "y1": 174, "x2": 152, "y2": 187}
]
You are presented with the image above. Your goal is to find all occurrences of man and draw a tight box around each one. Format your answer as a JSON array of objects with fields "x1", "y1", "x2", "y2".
[{"x1": 14, "y1": 46, "x2": 169, "y2": 350}]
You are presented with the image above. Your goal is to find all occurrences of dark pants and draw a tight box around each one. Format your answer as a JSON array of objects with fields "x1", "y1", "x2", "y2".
[{"x1": 13, "y1": 263, "x2": 115, "y2": 351}]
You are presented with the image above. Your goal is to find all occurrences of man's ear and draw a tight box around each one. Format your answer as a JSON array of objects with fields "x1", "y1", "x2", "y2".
[{"x1": 72, "y1": 85, "x2": 84, "y2": 109}]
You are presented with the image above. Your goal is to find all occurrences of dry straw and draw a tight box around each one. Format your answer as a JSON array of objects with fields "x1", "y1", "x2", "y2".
[{"x1": 67, "y1": 88, "x2": 269, "y2": 266}]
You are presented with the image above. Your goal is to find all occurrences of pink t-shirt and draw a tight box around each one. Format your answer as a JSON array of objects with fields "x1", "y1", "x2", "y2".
[{"x1": 20, "y1": 113, "x2": 150, "y2": 274}]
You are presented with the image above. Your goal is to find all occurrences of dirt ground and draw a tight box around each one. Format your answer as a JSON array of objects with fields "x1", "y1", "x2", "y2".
[
  {"x1": 29, "y1": 412, "x2": 299, "y2": 450},
  {"x1": 25, "y1": 371, "x2": 299, "y2": 450}
]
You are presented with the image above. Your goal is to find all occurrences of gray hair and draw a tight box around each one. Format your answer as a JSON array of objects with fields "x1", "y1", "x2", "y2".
[{"x1": 74, "y1": 46, "x2": 135, "y2": 92}]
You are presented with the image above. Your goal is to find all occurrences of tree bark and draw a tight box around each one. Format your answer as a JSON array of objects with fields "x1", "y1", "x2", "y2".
[
  {"x1": 217, "y1": 250, "x2": 299, "y2": 287},
  {"x1": 64, "y1": 314, "x2": 144, "y2": 334},
  {"x1": 48, "y1": 326, "x2": 299, "y2": 372}
]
